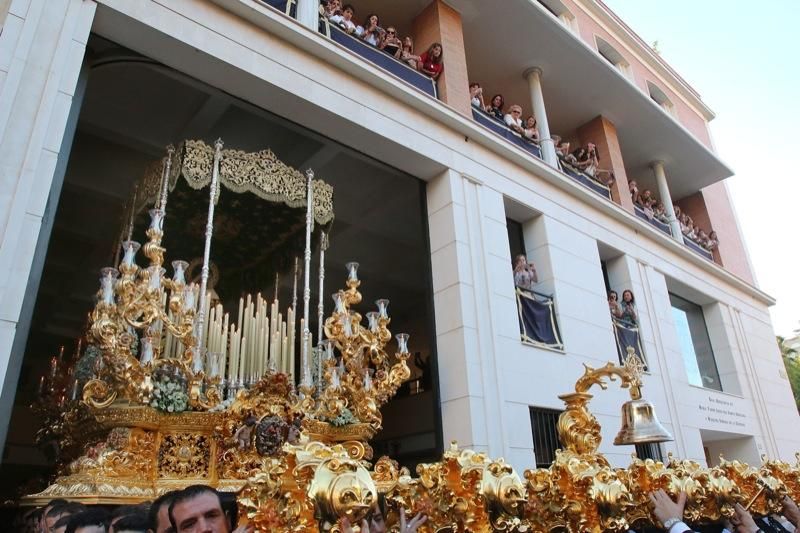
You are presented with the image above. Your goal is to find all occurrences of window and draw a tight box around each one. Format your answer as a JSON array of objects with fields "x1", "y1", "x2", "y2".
[
  {"x1": 635, "y1": 442, "x2": 664, "y2": 462},
  {"x1": 506, "y1": 218, "x2": 525, "y2": 261},
  {"x1": 647, "y1": 81, "x2": 676, "y2": 116},
  {"x1": 670, "y1": 294, "x2": 722, "y2": 391},
  {"x1": 595, "y1": 36, "x2": 633, "y2": 80},
  {"x1": 530, "y1": 406, "x2": 563, "y2": 468},
  {"x1": 538, "y1": 0, "x2": 579, "y2": 34}
]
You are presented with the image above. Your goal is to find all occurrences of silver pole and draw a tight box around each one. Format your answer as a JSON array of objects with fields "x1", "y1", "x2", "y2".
[
  {"x1": 194, "y1": 139, "x2": 224, "y2": 371},
  {"x1": 292, "y1": 257, "x2": 299, "y2": 311},
  {"x1": 301, "y1": 169, "x2": 314, "y2": 386},
  {"x1": 158, "y1": 145, "x2": 175, "y2": 212},
  {"x1": 317, "y1": 231, "x2": 328, "y2": 345}
]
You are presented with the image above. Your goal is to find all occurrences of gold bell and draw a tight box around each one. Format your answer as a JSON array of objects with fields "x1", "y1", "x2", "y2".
[{"x1": 614, "y1": 398, "x2": 673, "y2": 445}]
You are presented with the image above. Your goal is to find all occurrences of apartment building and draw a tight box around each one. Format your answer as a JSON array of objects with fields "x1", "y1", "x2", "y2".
[{"x1": 0, "y1": 0, "x2": 796, "y2": 491}]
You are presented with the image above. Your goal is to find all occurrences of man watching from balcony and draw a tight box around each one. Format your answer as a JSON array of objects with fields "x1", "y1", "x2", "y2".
[
  {"x1": 333, "y1": 5, "x2": 361, "y2": 36},
  {"x1": 469, "y1": 83, "x2": 486, "y2": 109},
  {"x1": 504, "y1": 105, "x2": 525, "y2": 136}
]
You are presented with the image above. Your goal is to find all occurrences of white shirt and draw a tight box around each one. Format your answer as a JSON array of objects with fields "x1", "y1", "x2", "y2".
[{"x1": 504, "y1": 114, "x2": 523, "y2": 129}]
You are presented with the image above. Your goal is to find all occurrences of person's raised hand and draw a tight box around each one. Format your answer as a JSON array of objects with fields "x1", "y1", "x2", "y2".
[
  {"x1": 399, "y1": 508, "x2": 427, "y2": 533},
  {"x1": 782, "y1": 496, "x2": 800, "y2": 528},
  {"x1": 730, "y1": 502, "x2": 759, "y2": 533},
  {"x1": 648, "y1": 489, "x2": 686, "y2": 526},
  {"x1": 341, "y1": 517, "x2": 371, "y2": 533}
]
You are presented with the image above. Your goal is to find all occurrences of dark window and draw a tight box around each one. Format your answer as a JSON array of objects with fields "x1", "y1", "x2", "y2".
[
  {"x1": 529, "y1": 406, "x2": 563, "y2": 468},
  {"x1": 600, "y1": 260, "x2": 611, "y2": 294},
  {"x1": 669, "y1": 294, "x2": 722, "y2": 391},
  {"x1": 635, "y1": 442, "x2": 664, "y2": 462},
  {"x1": 506, "y1": 218, "x2": 525, "y2": 261}
]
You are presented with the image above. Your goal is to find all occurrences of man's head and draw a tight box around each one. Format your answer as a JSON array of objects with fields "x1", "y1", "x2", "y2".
[
  {"x1": 111, "y1": 512, "x2": 149, "y2": 533},
  {"x1": 46, "y1": 503, "x2": 86, "y2": 533},
  {"x1": 148, "y1": 491, "x2": 178, "y2": 533},
  {"x1": 42, "y1": 499, "x2": 69, "y2": 532},
  {"x1": 168, "y1": 486, "x2": 229, "y2": 533},
  {"x1": 64, "y1": 508, "x2": 110, "y2": 533}
]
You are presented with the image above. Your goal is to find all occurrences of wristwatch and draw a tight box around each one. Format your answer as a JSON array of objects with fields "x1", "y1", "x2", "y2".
[{"x1": 662, "y1": 517, "x2": 682, "y2": 531}]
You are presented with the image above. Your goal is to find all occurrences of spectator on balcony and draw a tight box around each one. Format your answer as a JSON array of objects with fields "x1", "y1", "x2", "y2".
[
  {"x1": 485, "y1": 94, "x2": 505, "y2": 120},
  {"x1": 504, "y1": 105, "x2": 525, "y2": 136},
  {"x1": 398, "y1": 36, "x2": 421, "y2": 69},
  {"x1": 333, "y1": 4, "x2": 361, "y2": 36},
  {"x1": 323, "y1": 0, "x2": 341, "y2": 19},
  {"x1": 523, "y1": 116, "x2": 539, "y2": 142},
  {"x1": 654, "y1": 202, "x2": 669, "y2": 224},
  {"x1": 629, "y1": 179, "x2": 641, "y2": 204},
  {"x1": 469, "y1": 82, "x2": 486, "y2": 109},
  {"x1": 621, "y1": 290, "x2": 637, "y2": 324},
  {"x1": 418, "y1": 42, "x2": 444, "y2": 80},
  {"x1": 608, "y1": 291, "x2": 623, "y2": 319},
  {"x1": 513, "y1": 254, "x2": 538, "y2": 292},
  {"x1": 379, "y1": 26, "x2": 402, "y2": 56},
  {"x1": 552, "y1": 135, "x2": 573, "y2": 163},
  {"x1": 361, "y1": 14, "x2": 383, "y2": 47},
  {"x1": 572, "y1": 143, "x2": 615, "y2": 187},
  {"x1": 639, "y1": 189, "x2": 657, "y2": 219},
  {"x1": 705, "y1": 230, "x2": 719, "y2": 251}
]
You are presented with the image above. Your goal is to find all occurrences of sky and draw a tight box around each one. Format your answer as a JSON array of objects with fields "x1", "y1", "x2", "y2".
[{"x1": 603, "y1": 0, "x2": 800, "y2": 337}]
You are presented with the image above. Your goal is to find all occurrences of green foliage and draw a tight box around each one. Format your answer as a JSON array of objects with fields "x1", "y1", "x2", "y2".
[{"x1": 778, "y1": 335, "x2": 800, "y2": 412}]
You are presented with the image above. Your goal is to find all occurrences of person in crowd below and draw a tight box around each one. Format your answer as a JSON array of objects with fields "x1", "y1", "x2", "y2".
[
  {"x1": 621, "y1": 289, "x2": 637, "y2": 324},
  {"x1": 504, "y1": 104, "x2": 525, "y2": 136},
  {"x1": 397, "y1": 36, "x2": 420, "y2": 69},
  {"x1": 46, "y1": 503, "x2": 87, "y2": 533},
  {"x1": 110, "y1": 504, "x2": 150, "y2": 533},
  {"x1": 334, "y1": 4, "x2": 361, "y2": 36},
  {"x1": 523, "y1": 115, "x2": 539, "y2": 142},
  {"x1": 705, "y1": 230, "x2": 719, "y2": 251},
  {"x1": 418, "y1": 42, "x2": 444, "y2": 80},
  {"x1": 608, "y1": 291, "x2": 623, "y2": 319},
  {"x1": 322, "y1": 0, "x2": 341, "y2": 19},
  {"x1": 65, "y1": 509, "x2": 111, "y2": 533},
  {"x1": 513, "y1": 254, "x2": 538, "y2": 292},
  {"x1": 485, "y1": 94, "x2": 504, "y2": 120},
  {"x1": 379, "y1": 26, "x2": 401, "y2": 56},
  {"x1": 629, "y1": 179, "x2": 641, "y2": 204},
  {"x1": 469, "y1": 82, "x2": 486, "y2": 109},
  {"x1": 169, "y1": 485, "x2": 254, "y2": 533},
  {"x1": 361, "y1": 14, "x2": 383, "y2": 46},
  {"x1": 148, "y1": 491, "x2": 178, "y2": 533},
  {"x1": 112, "y1": 513, "x2": 150, "y2": 533},
  {"x1": 342, "y1": 508, "x2": 427, "y2": 533},
  {"x1": 41, "y1": 499, "x2": 70, "y2": 533}
]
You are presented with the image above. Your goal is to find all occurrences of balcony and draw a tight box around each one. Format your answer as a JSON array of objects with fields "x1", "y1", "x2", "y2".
[
  {"x1": 470, "y1": 104, "x2": 542, "y2": 159},
  {"x1": 634, "y1": 205, "x2": 671, "y2": 236}
]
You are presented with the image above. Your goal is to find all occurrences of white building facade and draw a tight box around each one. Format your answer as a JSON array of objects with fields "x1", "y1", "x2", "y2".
[{"x1": 0, "y1": 0, "x2": 797, "y2": 481}]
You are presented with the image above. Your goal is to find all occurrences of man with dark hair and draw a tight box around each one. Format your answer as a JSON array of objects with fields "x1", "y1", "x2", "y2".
[
  {"x1": 148, "y1": 491, "x2": 178, "y2": 533},
  {"x1": 46, "y1": 503, "x2": 87, "y2": 533},
  {"x1": 110, "y1": 503, "x2": 150, "y2": 533},
  {"x1": 64, "y1": 508, "x2": 110, "y2": 533},
  {"x1": 168, "y1": 485, "x2": 230, "y2": 533},
  {"x1": 41, "y1": 499, "x2": 69, "y2": 533},
  {"x1": 112, "y1": 512, "x2": 150, "y2": 533}
]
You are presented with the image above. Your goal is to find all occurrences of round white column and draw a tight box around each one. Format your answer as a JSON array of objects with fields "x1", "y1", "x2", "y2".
[
  {"x1": 524, "y1": 67, "x2": 558, "y2": 168},
  {"x1": 296, "y1": 0, "x2": 320, "y2": 31},
  {"x1": 652, "y1": 161, "x2": 682, "y2": 242}
]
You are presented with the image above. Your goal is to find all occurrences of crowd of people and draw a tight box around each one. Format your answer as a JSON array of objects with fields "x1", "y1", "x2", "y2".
[
  {"x1": 629, "y1": 180, "x2": 719, "y2": 253},
  {"x1": 469, "y1": 83, "x2": 615, "y2": 188},
  {"x1": 23, "y1": 484, "x2": 800, "y2": 533},
  {"x1": 320, "y1": 0, "x2": 444, "y2": 80},
  {"x1": 20, "y1": 486, "x2": 427, "y2": 533},
  {"x1": 608, "y1": 289, "x2": 638, "y2": 325}
]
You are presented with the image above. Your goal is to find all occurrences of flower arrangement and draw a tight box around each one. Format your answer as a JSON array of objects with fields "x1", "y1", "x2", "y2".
[{"x1": 150, "y1": 366, "x2": 189, "y2": 413}]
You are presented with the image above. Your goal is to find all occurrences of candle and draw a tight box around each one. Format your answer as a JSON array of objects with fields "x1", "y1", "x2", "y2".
[
  {"x1": 346, "y1": 261, "x2": 360, "y2": 282},
  {"x1": 376, "y1": 299, "x2": 390, "y2": 319}
]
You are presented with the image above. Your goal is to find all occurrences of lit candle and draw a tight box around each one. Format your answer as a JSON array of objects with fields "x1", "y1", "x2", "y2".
[
  {"x1": 99, "y1": 267, "x2": 119, "y2": 305},
  {"x1": 346, "y1": 261, "x2": 360, "y2": 283},
  {"x1": 172, "y1": 260, "x2": 188, "y2": 285},
  {"x1": 121, "y1": 241, "x2": 141, "y2": 268},
  {"x1": 148, "y1": 208, "x2": 165, "y2": 233},
  {"x1": 37, "y1": 376, "x2": 45, "y2": 397},
  {"x1": 395, "y1": 333, "x2": 410, "y2": 354},
  {"x1": 376, "y1": 299, "x2": 390, "y2": 319},
  {"x1": 140, "y1": 337, "x2": 154, "y2": 365},
  {"x1": 69, "y1": 378, "x2": 80, "y2": 401},
  {"x1": 366, "y1": 312, "x2": 379, "y2": 333},
  {"x1": 332, "y1": 292, "x2": 345, "y2": 314}
]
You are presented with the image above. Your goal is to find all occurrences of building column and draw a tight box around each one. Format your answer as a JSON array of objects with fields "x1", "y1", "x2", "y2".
[
  {"x1": 576, "y1": 116, "x2": 634, "y2": 212},
  {"x1": 652, "y1": 161, "x2": 682, "y2": 242},
  {"x1": 412, "y1": 0, "x2": 471, "y2": 117},
  {"x1": 296, "y1": 0, "x2": 319, "y2": 31},
  {"x1": 0, "y1": 0, "x2": 96, "y2": 457},
  {"x1": 523, "y1": 68, "x2": 558, "y2": 167}
]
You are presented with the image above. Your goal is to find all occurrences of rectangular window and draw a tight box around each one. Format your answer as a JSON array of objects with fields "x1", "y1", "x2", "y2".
[
  {"x1": 529, "y1": 406, "x2": 563, "y2": 468},
  {"x1": 670, "y1": 294, "x2": 722, "y2": 391},
  {"x1": 635, "y1": 442, "x2": 664, "y2": 462},
  {"x1": 506, "y1": 218, "x2": 525, "y2": 261}
]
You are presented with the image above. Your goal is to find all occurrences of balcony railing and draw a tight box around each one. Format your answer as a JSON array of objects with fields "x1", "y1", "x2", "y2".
[
  {"x1": 471, "y1": 105, "x2": 542, "y2": 159},
  {"x1": 683, "y1": 236, "x2": 714, "y2": 261},
  {"x1": 516, "y1": 287, "x2": 563, "y2": 350},
  {"x1": 634, "y1": 205, "x2": 671, "y2": 236},
  {"x1": 612, "y1": 317, "x2": 646, "y2": 368},
  {"x1": 558, "y1": 159, "x2": 612, "y2": 200},
  {"x1": 318, "y1": 20, "x2": 439, "y2": 98}
]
